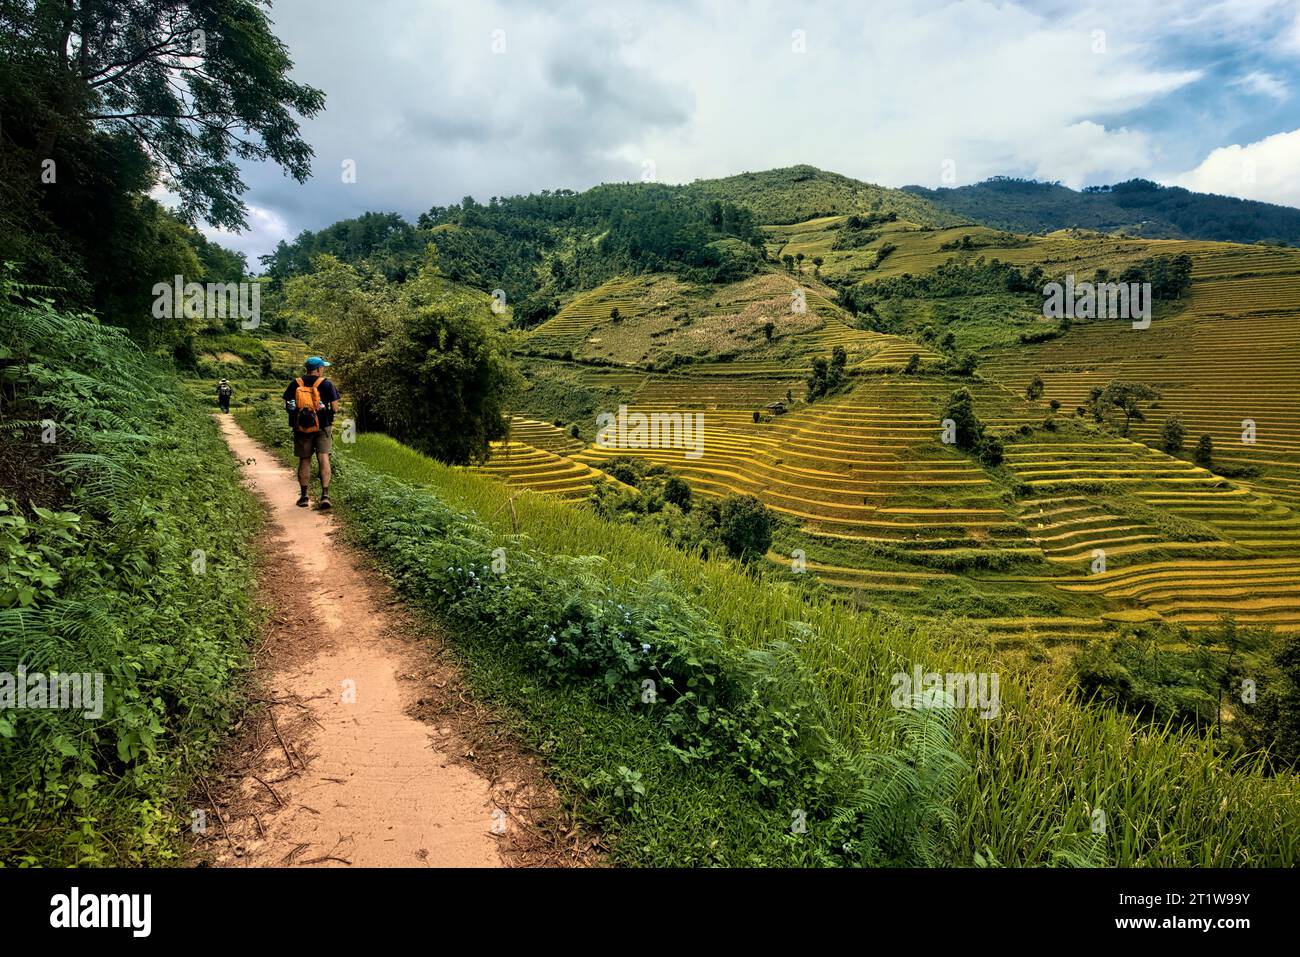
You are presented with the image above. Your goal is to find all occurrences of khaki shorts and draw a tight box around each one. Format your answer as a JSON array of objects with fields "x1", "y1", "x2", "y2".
[{"x1": 293, "y1": 426, "x2": 333, "y2": 459}]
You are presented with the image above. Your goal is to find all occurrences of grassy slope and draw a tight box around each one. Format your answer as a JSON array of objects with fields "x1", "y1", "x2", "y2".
[{"x1": 234, "y1": 402, "x2": 1300, "y2": 865}]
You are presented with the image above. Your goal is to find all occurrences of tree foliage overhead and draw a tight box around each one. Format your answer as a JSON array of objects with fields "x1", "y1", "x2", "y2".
[
  {"x1": 5, "y1": 0, "x2": 325, "y2": 229},
  {"x1": 0, "y1": 0, "x2": 322, "y2": 332}
]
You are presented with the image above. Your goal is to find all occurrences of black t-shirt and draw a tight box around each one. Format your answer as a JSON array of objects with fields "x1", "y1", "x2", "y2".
[{"x1": 283, "y1": 374, "x2": 341, "y2": 428}]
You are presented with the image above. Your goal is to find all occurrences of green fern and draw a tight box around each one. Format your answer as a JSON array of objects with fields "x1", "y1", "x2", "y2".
[{"x1": 823, "y1": 694, "x2": 970, "y2": 866}]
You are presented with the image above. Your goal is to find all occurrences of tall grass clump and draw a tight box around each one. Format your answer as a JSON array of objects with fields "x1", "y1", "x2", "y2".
[{"x1": 0, "y1": 272, "x2": 260, "y2": 865}]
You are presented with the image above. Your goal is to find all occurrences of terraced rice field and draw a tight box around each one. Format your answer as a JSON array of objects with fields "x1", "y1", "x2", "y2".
[
  {"x1": 507, "y1": 383, "x2": 1298, "y2": 642},
  {"x1": 763, "y1": 217, "x2": 1215, "y2": 286},
  {"x1": 1020, "y1": 494, "x2": 1180, "y2": 564},
  {"x1": 1042, "y1": 558, "x2": 1300, "y2": 631},
  {"x1": 503, "y1": 416, "x2": 584, "y2": 454},
  {"x1": 574, "y1": 377, "x2": 1030, "y2": 560},
  {"x1": 468, "y1": 439, "x2": 610, "y2": 500},
  {"x1": 504, "y1": 345, "x2": 1300, "y2": 641},
  {"x1": 527, "y1": 276, "x2": 674, "y2": 355},
  {"x1": 500, "y1": 226, "x2": 1300, "y2": 649},
  {"x1": 633, "y1": 375, "x2": 801, "y2": 409},
  {"x1": 982, "y1": 251, "x2": 1300, "y2": 504},
  {"x1": 528, "y1": 270, "x2": 927, "y2": 374},
  {"x1": 971, "y1": 240, "x2": 1300, "y2": 635}
]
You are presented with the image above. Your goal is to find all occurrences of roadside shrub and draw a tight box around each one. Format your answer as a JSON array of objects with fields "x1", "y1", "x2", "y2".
[{"x1": 1236, "y1": 635, "x2": 1300, "y2": 771}]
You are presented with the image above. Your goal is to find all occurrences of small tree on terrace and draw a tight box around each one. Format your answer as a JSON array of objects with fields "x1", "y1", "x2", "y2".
[
  {"x1": 978, "y1": 434, "x2": 1004, "y2": 467},
  {"x1": 813, "y1": 256, "x2": 824, "y2": 277},
  {"x1": 663, "y1": 476, "x2": 692, "y2": 511},
  {"x1": 719, "y1": 495, "x2": 773, "y2": 562},
  {"x1": 940, "y1": 387, "x2": 1003, "y2": 466},
  {"x1": 1194, "y1": 434, "x2": 1214, "y2": 469},
  {"x1": 1161, "y1": 415, "x2": 1186, "y2": 455},
  {"x1": 807, "y1": 357, "x2": 829, "y2": 401},
  {"x1": 829, "y1": 346, "x2": 847, "y2": 388},
  {"x1": 950, "y1": 353, "x2": 978, "y2": 377},
  {"x1": 1026, "y1": 375, "x2": 1045, "y2": 400},
  {"x1": 941, "y1": 388, "x2": 985, "y2": 451},
  {"x1": 1092, "y1": 381, "x2": 1161, "y2": 436}
]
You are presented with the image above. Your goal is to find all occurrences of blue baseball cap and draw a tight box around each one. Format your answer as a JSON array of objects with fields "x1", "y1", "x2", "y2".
[{"x1": 305, "y1": 356, "x2": 331, "y2": 370}]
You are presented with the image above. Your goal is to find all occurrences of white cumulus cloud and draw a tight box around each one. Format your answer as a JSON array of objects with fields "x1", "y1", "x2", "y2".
[{"x1": 1173, "y1": 128, "x2": 1300, "y2": 207}]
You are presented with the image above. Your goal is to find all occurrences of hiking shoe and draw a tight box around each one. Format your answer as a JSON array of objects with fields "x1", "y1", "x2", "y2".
[
  {"x1": 318, "y1": 493, "x2": 332, "y2": 510},
  {"x1": 296, "y1": 493, "x2": 310, "y2": 508}
]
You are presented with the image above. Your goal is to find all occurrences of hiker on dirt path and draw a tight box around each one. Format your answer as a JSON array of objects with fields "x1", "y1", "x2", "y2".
[
  {"x1": 284, "y1": 357, "x2": 341, "y2": 510},
  {"x1": 217, "y1": 378, "x2": 233, "y2": 413}
]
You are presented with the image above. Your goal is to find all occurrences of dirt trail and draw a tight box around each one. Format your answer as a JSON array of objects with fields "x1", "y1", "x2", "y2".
[{"x1": 201, "y1": 416, "x2": 539, "y2": 867}]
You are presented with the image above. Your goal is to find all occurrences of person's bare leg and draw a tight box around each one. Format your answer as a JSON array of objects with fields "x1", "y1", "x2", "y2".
[
  {"x1": 319, "y1": 452, "x2": 331, "y2": 491},
  {"x1": 297, "y1": 457, "x2": 311, "y2": 505}
]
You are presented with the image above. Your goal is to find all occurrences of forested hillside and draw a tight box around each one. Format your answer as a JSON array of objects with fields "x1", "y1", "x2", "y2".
[
  {"x1": 904, "y1": 177, "x2": 1300, "y2": 244},
  {"x1": 680, "y1": 165, "x2": 961, "y2": 227},
  {"x1": 261, "y1": 184, "x2": 768, "y2": 329}
]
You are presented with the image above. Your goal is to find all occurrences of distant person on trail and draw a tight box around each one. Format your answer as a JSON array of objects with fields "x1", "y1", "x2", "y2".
[
  {"x1": 284, "y1": 357, "x2": 341, "y2": 509},
  {"x1": 217, "y1": 378, "x2": 232, "y2": 413}
]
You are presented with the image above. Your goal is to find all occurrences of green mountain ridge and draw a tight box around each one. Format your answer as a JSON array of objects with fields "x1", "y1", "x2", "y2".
[{"x1": 903, "y1": 176, "x2": 1300, "y2": 245}]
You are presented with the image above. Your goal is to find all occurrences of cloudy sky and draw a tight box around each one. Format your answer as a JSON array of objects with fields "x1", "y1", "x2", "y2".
[{"x1": 203, "y1": 0, "x2": 1300, "y2": 264}]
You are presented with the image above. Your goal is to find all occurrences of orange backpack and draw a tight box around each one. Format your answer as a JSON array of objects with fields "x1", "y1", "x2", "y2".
[{"x1": 292, "y1": 376, "x2": 324, "y2": 433}]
